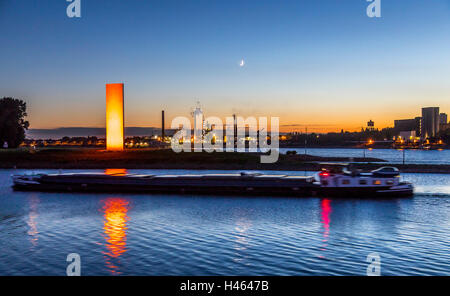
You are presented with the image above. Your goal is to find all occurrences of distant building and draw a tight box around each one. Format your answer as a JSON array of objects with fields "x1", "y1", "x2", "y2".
[
  {"x1": 422, "y1": 107, "x2": 440, "y2": 138},
  {"x1": 441, "y1": 123, "x2": 450, "y2": 132},
  {"x1": 440, "y1": 113, "x2": 449, "y2": 133},
  {"x1": 399, "y1": 131, "x2": 416, "y2": 141},
  {"x1": 394, "y1": 117, "x2": 421, "y2": 137},
  {"x1": 440, "y1": 113, "x2": 448, "y2": 125},
  {"x1": 367, "y1": 120, "x2": 375, "y2": 131}
]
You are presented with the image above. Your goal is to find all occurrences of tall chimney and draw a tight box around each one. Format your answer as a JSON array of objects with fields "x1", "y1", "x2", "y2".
[
  {"x1": 233, "y1": 114, "x2": 237, "y2": 147},
  {"x1": 161, "y1": 110, "x2": 165, "y2": 141}
]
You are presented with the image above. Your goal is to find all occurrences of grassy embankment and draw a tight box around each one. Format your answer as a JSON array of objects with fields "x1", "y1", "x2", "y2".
[{"x1": 0, "y1": 147, "x2": 449, "y2": 173}]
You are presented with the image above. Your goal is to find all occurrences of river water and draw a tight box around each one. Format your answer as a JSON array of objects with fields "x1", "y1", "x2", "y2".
[
  {"x1": 279, "y1": 148, "x2": 450, "y2": 164},
  {"x1": 0, "y1": 169, "x2": 449, "y2": 276}
]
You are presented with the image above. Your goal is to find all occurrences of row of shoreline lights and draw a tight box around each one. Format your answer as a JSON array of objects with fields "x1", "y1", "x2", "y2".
[
  {"x1": 105, "y1": 83, "x2": 257, "y2": 151},
  {"x1": 105, "y1": 83, "x2": 278, "y2": 154}
]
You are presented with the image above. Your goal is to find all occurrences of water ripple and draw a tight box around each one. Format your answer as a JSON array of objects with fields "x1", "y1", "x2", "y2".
[{"x1": 0, "y1": 170, "x2": 450, "y2": 275}]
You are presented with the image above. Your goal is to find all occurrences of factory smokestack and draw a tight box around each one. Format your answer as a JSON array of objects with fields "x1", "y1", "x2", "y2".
[
  {"x1": 161, "y1": 110, "x2": 165, "y2": 141},
  {"x1": 233, "y1": 114, "x2": 237, "y2": 148}
]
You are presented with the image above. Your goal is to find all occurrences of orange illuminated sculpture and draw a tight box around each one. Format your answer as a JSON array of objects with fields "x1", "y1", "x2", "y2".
[{"x1": 106, "y1": 83, "x2": 124, "y2": 151}]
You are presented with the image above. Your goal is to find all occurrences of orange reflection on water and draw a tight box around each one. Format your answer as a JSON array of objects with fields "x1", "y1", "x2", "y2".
[
  {"x1": 102, "y1": 198, "x2": 129, "y2": 274},
  {"x1": 104, "y1": 168, "x2": 128, "y2": 176}
]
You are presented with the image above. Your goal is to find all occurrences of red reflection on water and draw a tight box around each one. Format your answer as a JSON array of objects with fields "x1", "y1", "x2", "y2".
[
  {"x1": 321, "y1": 199, "x2": 332, "y2": 240},
  {"x1": 104, "y1": 169, "x2": 128, "y2": 176},
  {"x1": 320, "y1": 199, "x2": 332, "y2": 257},
  {"x1": 102, "y1": 198, "x2": 129, "y2": 274}
]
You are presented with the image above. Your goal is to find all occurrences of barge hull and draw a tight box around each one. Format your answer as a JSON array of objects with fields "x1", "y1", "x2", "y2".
[{"x1": 12, "y1": 182, "x2": 412, "y2": 198}]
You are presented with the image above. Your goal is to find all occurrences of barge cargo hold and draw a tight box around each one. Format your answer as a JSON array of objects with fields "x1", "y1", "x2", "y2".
[{"x1": 12, "y1": 173, "x2": 317, "y2": 196}]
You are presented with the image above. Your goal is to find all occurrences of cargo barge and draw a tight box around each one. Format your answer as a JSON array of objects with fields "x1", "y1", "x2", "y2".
[{"x1": 12, "y1": 164, "x2": 414, "y2": 197}]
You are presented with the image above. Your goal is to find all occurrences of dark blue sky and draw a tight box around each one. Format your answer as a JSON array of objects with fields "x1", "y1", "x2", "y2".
[{"x1": 1, "y1": 0, "x2": 449, "y2": 131}]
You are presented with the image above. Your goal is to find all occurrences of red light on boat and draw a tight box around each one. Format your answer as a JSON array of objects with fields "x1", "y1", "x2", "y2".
[{"x1": 320, "y1": 172, "x2": 329, "y2": 177}]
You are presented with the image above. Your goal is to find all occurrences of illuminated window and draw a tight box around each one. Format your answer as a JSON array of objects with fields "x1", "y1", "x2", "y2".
[{"x1": 373, "y1": 180, "x2": 382, "y2": 185}]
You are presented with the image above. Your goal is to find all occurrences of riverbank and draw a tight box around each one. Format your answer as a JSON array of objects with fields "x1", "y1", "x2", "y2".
[{"x1": 1, "y1": 148, "x2": 449, "y2": 173}]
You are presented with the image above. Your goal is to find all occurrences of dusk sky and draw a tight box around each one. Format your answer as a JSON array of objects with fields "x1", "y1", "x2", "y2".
[{"x1": 1, "y1": 0, "x2": 449, "y2": 133}]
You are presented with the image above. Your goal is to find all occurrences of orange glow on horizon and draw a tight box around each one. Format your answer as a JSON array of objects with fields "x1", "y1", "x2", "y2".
[{"x1": 106, "y1": 83, "x2": 124, "y2": 151}]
